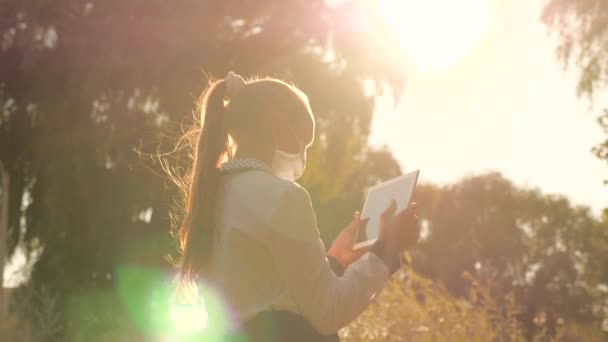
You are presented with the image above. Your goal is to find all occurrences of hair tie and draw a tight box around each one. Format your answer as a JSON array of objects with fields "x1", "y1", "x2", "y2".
[{"x1": 225, "y1": 71, "x2": 246, "y2": 97}]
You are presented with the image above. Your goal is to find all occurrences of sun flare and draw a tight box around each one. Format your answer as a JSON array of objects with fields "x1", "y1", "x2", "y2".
[{"x1": 376, "y1": 0, "x2": 493, "y2": 74}]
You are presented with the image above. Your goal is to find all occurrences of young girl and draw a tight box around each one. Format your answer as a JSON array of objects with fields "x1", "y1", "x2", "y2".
[{"x1": 173, "y1": 72, "x2": 420, "y2": 341}]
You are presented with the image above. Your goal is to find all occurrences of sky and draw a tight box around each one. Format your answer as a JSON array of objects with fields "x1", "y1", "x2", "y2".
[{"x1": 369, "y1": 0, "x2": 608, "y2": 215}]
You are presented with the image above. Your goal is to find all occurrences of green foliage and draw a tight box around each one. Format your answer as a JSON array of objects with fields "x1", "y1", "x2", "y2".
[
  {"x1": 413, "y1": 173, "x2": 608, "y2": 338},
  {"x1": 342, "y1": 268, "x2": 606, "y2": 342},
  {"x1": 542, "y1": 0, "x2": 608, "y2": 99},
  {"x1": 341, "y1": 269, "x2": 524, "y2": 341},
  {"x1": 542, "y1": 0, "x2": 608, "y2": 173},
  {"x1": 0, "y1": 286, "x2": 63, "y2": 341}
]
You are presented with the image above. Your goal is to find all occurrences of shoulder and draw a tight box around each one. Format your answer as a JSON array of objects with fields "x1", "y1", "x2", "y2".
[
  {"x1": 266, "y1": 176, "x2": 314, "y2": 218},
  {"x1": 227, "y1": 170, "x2": 305, "y2": 199},
  {"x1": 229, "y1": 172, "x2": 318, "y2": 241},
  {"x1": 268, "y1": 180, "x2": 319, "y2": 242},
  {"x1": 223, "y1": 171, "x2": 313, "y2": 221}
]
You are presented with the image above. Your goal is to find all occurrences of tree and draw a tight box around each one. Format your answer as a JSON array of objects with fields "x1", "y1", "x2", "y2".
[
  {"x1": 412, "y1": 172, "x2": 608, "y2": 338},
  {"x1": 0, "y1": 160, "x2": 8, "y2": 319},
  {"x1": 542, "y1": 0, "x2": 608, "y2": 177},
  {"x1": 0, "y1": 0, "x2": 405, "y2": 337}
]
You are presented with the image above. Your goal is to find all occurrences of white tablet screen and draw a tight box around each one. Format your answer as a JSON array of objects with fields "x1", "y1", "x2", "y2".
[{"x1": 353, "y1": 170, "x2": 419, "y2": 249}]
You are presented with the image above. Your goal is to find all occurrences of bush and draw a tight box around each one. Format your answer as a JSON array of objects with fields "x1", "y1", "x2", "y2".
[
  {"x1": 341, "y1": 268, "x2": 606, "y2": 342},
  {"x1": 1, "y1": 286, "x2": 62, "y2": 342}
]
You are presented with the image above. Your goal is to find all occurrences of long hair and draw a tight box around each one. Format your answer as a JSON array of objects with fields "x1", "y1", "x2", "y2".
[
  {"x1": 178, "y1": 79, "x2": 230, "y2": 289},
  {"x1": 165, "y1": 75, "x2": 314, "y2": 297}
]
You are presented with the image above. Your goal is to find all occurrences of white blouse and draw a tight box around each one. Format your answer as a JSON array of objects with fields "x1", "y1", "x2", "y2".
[{"x1": 206, "y1": 165, "x2": 390, "y2": 335}]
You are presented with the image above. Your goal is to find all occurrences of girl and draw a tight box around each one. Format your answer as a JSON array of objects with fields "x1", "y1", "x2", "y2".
[{"x1": 173, "y1": 72, "x2": 420, "y2": 341}]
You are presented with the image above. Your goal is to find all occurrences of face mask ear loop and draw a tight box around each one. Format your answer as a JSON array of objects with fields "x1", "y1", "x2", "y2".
[{"x1": 274, "y1": 139, "x2": 305, "y2": 158}]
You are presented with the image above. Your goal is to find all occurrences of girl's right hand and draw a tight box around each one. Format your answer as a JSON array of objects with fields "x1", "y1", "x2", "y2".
[{"x1": 377, "y1": 199, "x2": 420, "y2": 257}]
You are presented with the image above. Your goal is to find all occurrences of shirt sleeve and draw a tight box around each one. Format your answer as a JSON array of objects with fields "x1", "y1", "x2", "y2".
[{"x1": 265, "y1": 184, "x2": 390, "y2": 335}]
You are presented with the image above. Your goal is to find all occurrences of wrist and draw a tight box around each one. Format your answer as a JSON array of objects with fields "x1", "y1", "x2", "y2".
[
  {"x1": 370, "y1": 240, "x2": 401, "y2": 274},
  {"x1": 326, "y1": 251, "x2": 347, "y2": 269},
  {"x1": 327, "y1": 255, "x2": 345, "y2": 276}
]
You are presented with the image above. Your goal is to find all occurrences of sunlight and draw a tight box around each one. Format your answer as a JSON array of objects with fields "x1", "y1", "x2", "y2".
[{"x1": 376, "y1": 0, "x2": 493, "y2": 74}]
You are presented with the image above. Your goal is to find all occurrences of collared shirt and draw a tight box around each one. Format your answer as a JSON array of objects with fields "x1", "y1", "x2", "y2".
[{"x1": 206, "y1": 159, "x2": 390, "y2": 335}]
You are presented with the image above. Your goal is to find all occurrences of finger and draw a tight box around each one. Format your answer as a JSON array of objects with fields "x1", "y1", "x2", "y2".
[
  {"x1": 410, "y1": 224, "x2": 421, "y2": 245},
  {"x1": 381, "y1": 199, "x2": 397, "y2": 222},
  {"x1": 396, "y1": 207, "x2": 415, "y2": 221},
  {"x1": 406, "y1": 203, "x2": 418, "y2": 215},
  {"x1": 352, "y1": 247, "x2": 368, "y2": 259},
  {"x1": 411, "y1": 215, "x2": 421, "y2": 236},
  {"x1": 358, "y1": 217, "x2": 370, "y2": 240},
  {"x1": 405, "y1": 215, "x2": 421, "y2": 244},
  {"x1": 400, "y1": 202, "x2": 420, "y2": 218},
  {"x1": 345, "y1": 212, "x2": 361, "y2": 232}
]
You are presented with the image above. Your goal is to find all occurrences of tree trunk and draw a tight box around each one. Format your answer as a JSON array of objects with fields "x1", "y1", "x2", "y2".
[{"x1": 0, "y1": 161, "x2": 8, "y2": 319}]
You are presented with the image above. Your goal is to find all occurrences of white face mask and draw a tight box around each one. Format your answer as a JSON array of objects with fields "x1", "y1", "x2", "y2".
[{"x1": 271, "y1": 142, "x2": 306, "y2": 182}]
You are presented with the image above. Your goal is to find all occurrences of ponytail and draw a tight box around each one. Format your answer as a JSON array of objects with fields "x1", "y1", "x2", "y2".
[
  {"x1": 178, "y1": 79, "x2": 229, "y2": 286},
  {"x1": 167, "y1": 73, "x2": 312, "y2": 297}
]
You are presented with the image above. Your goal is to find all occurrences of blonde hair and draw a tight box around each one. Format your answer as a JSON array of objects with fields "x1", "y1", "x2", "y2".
[{"x1": 166, "y1": 75, "x2": 314, "y2": 291}]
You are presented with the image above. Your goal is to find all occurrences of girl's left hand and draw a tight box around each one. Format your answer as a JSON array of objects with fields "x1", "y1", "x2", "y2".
[{"x1": 327, "y1": 212, "x2": 369, "y2": 269}]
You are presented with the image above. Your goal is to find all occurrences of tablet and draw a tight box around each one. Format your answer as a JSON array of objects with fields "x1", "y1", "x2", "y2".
[{"x1": 353, "y1": 170, "x2": 419, "y2": 250}]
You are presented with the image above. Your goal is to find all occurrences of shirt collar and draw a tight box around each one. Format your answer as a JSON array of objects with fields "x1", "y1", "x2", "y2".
[{"x1": 219, "y1": 158, "x2": 271, "y2": 174}]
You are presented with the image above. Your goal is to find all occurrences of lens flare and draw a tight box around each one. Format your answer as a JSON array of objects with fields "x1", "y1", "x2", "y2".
[
  {"x1": 168, "y1": 301, "x2": 208, "y2": 336},
  {"x1": 115, "y1": 265, "x2": 231, "y2": 340}
]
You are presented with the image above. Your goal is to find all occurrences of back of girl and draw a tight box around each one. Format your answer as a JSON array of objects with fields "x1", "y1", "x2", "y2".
[{"x1": 172, "y1": 72, "x2": 420, "y2": 341}]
